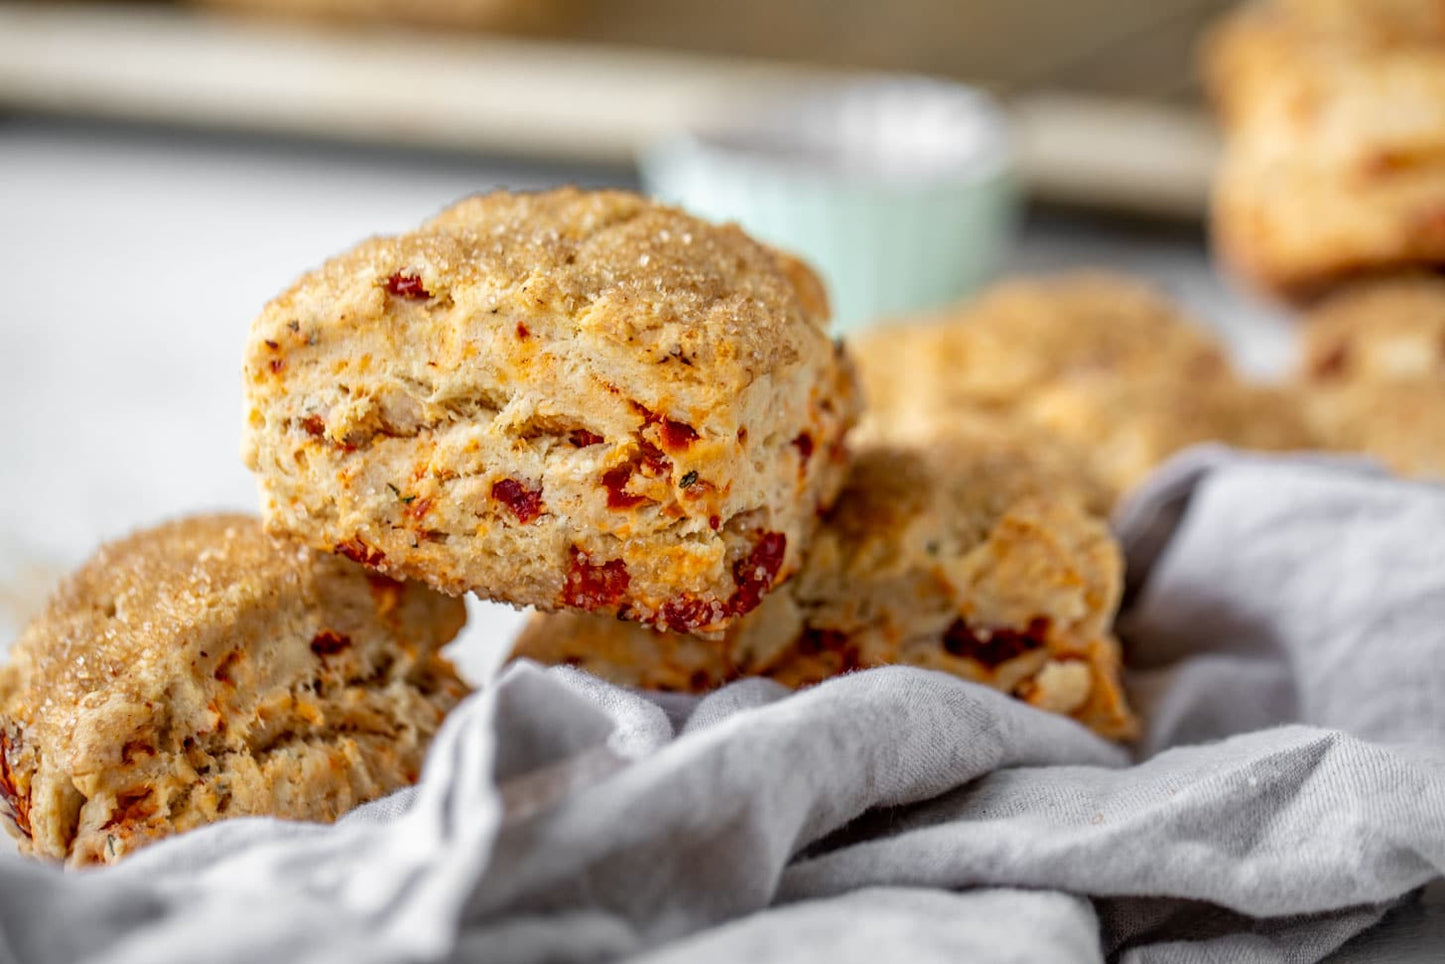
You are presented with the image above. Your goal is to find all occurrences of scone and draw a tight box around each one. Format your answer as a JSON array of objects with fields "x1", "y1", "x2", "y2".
[
  {"x1": 0, "y1": 514, "x2": 468, "y2": 867},
  {"x1": 511, "y1": 428, "x2": 1137, "y2": 741},
  {"x1": 1020, "y1": 376, "x2": 1318, "y2": 496},
  {"x1": 243, "y1": 189, "x2": 858, "y2": 635},
  {"x1": 853, "y1": 272, "x2": 1230, "y2": 435},
  {"x1": 1209, "y1": 19, "x2": 1445, "y2": 296},
  {"x1": 850, "y1": 272, "x2": 1298, "y2": 499},
  {"x1": 1300, "y1": 379, "x2": 1445, "y2": 477},
  {"x1": 1298, "y1": 275, "x2": 1445, "y2": 381},
  {"x1": 1202, "y1": 0, "x2": 1445, "y2": 130}
]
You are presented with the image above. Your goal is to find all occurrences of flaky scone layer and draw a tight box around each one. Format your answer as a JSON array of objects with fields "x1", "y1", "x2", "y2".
[
  {"x1": 0, "y1": 514, "x2": 468, "y2": 867},
  {"x1": 1297, "y1": 275, "x2": 1445, "y2": 382},
  {"x1": 1300, "y1": 379, "x2": 1445, "y2": 478},
  {"x1": 243, "y1": 188, "x2": 858, "y2": 634},
  {"x1": 1209, "y1": 16, "x2": 1445, "y2": 297},
  {"x1": 853, "y1": 272, "x2": 1230, "y2": 433},
  {"x1": 512, "y1": 427, "x2": 1137, "y2": 741},
  {"x1": 851, "y1": 272, "x2": 1310, "y2": 501}
]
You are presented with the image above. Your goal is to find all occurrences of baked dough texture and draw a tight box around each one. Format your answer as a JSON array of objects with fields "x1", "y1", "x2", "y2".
[
  {"x1": 851, "y1": 272, "x2": 1310, "y2": 498},
  {"x1": 1292, "y1": 276, "x2": 1445, "y2": 477},
  {"x1": 1298, "y1": 275, "x2": 1445, "y2": 382},
  {"x1": 1206, "y1": 2, "x2": 1445, "y2": 296},
  {"x1": 512, "y1": 426, "x2": 1137, "y2": 741},
  {"x1": 0, "y1": 514, "x2": 468, "y2": 867},
  {"x1": 1300, "y1": 379, "x2": 1445, "y2": 477},
  {"x1": 242, "y1": 188, "x2": 858, "y2": 635},
  {"x1": 853, "y1": 272, "x2": 1230, "y2": 427}
]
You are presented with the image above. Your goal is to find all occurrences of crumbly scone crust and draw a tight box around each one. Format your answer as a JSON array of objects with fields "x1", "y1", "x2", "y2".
[
  {"x1": 512, "y1": 430, "x2": 1137, "y2": 741},
  {"x1": 1297, "y1": 275, "x2": 1445, "y2": 382},
  {"x1": 853, "y1": 272, "x2": 1230, "y2": 432},
  {"x1": 0, "y1": 514, "x2": 468, "y2": 867},
  {"x1": 1300, "y1": 378, "x2": 1445, "y2": 478},
  {"x1": 852, "y1": 272, "x2": 1309, "y2": 500},
  {"x1": 243, "y1": 188, "x2": 858, "y2": 635},
  {"x1": 1020, "y1": 376, "x2": 1317, "y2": 496},
  {"x1": 1207, "y1": 4, "x2": 1445, "y2": 297}
]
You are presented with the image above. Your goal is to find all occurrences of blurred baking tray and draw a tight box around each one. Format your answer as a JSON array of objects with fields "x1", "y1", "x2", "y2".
[{"x1": 0, "y1": 1, "x2": 1219, "y2": 217}]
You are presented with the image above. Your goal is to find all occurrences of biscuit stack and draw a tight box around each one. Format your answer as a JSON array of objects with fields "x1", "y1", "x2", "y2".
[
  {"x1": 1205, "y1": 0, "x2": 1445, "y2": 477},
  {"x1": 0, "y1": 189, "x2": 1144, "y2": 868}
]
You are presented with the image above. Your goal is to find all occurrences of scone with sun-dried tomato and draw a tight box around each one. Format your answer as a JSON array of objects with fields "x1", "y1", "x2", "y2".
[
  {"x1": 1020, "y1": 375, "x2": 1317, "y2": 497},
  {"x1": 243, "y1": 189, "x2": 858, "y2": 635},
  {"x1": 512, "y1": 425, "x2": 1136, "y2": 740},
  {"x1": 1209, "y1": 23, "x2": 1445, "y2": 297},
  {"x1": 1297, "y1": 276, "x2": 1445, "y2": 382},
  {"x1": 0, "y1": 514, "x2": 468, "y2": 867},
  {"x1": 853, "y1": 272, "x2": 1230, "y2": 434}
]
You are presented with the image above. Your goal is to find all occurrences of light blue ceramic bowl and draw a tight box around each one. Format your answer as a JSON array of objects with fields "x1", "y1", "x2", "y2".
[{"x1": 640, "y1": 76, "x2": 1018, "y2": 334}]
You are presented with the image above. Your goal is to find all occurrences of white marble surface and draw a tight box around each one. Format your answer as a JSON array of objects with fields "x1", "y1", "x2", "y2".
[{"x1": 10, "y1": 118, "x2": 1438, "y2": 960}]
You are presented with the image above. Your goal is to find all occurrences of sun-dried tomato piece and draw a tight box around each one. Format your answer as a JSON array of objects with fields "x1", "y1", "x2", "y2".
[
  {"x1": 492, "y1": 478, "x2": 544, "y2": 523},
  {"x1": 268, "y1": 359, "x2": 284, "y2": 374},
  {"x1": 385, "y1": 271, "x2": 430, "y2": 299},
  {"x1": 405, "y1": 497, "x2": 435, "y2": 522},
  {"x1": 708, "y1": 515, "x2": 721, "y2": 531},
  {"x1": 310, "y1": 630, "x2": 352, "y2": 657},
  {"x1": 941, "y1": 617, "x2": 1049, "y2": 667},
  {"x1": 301, "y1": 414, "x2": 326, "y2": 437},
  {"x1": 657, "y1": 595, "x2": 726, "y2": 633},
  {"x1": 516, "y1": 322, "x2": 530, "y2": 339},
  {"x1": 569, "y1": 429, "x2": 604, "y2": 448},
  {"x1": 103, "y1": 789, "x2": 157, "y2": 830},
  {"x1": 791, "y1": 432, "x2": 814, "y2": 465},
  {"x1": 637, "y1": 440, "x2": 671, "y2": 475},
  {"x1": 335, "y1": 538, "x2": 386, "y2": 568},
  {"x1": 562, "y1": 547, "x2": 630, "y2": 610},
  {"x1": 0, "y1": 729, "x2": 30, "y2": 839},
  {"x1": 213, "y1": 649, "x2": 244, "y2": 685},
  {"x1": 660, "y1": 418, "x2": 699, "y2": 452},
  {"x1": 1312, "y1": 344, "x2": 1348, "y2": 379},
  {"x1": 730, "y1": 531, "x2": 787, "y2": 617},
  {"x1": 602, "y1": 465, "x2": 648, "y2": 509},
  {"x1": 366, "y1": 573, "x2": 405, "y2": 615}
]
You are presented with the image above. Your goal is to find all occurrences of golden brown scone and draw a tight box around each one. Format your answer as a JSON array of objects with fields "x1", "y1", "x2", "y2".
[
  {"x1": 1202, "y1": 0, "x2": 1445, "y2": 130},
  {"x1": 850, "y1": 272, "x2": 1301, "y2": 500},
  {"x1": 853, "y1": 272, "x2": 1230, "y2": 434},
  {"x1": 243, "y1": 189, "x2": 858, "y2": 635},
  {"x1": 1300, "y1": 379, "x2": 1445, "y2": 476},
  {"x1": 1021, "y1": 376, "x2": 1318, "y2": 496},
  {"x1": 191, "y1": 0, "x2": 567, "y2": 33},
  {"x1": 1297, "y1": 275, "x2": 1445, "y2": 381},
  {"x1": 512, "y1": 429, "x2": 1137, "y2": 741},
  {"x1": 0, "y1": 515, "x2": 468, "y2": 867},
  {"x1": 1208, "y1": 7, "x2": 1445, "y2": 298}
]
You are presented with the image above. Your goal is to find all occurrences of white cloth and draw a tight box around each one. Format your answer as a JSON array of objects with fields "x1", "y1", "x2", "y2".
[{"x1": 3, "y1": 448, "x2": 1445, "y2": 963}]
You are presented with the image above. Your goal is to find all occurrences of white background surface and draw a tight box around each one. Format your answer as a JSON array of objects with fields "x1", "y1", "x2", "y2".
[{"x1": 14, "y1": 117, "x2": 1444, "y2": 960}]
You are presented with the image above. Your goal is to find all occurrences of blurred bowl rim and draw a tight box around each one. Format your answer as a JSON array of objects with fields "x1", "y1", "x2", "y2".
[{"x1": 642, "y1": 74, "x2": 1014, "y2": 192}]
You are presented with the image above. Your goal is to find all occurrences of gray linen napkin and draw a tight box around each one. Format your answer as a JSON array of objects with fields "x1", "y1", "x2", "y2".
[{"x1": 2, "y1": 448, "x2": 1444, "y2": 964}]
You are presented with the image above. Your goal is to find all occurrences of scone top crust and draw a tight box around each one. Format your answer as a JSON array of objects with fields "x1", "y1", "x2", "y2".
[
  {"x1": 0, "y1": 514, "x2": 467, "y2": 865},
  {"x1": 243, "y1": 188, "x2": 857, "y2": 634},
  {"x1": 1299, "y1": 276, "x2": 1445, "y2": 382},
  {"x1": 853, "y1": 272, "x2": 1230, "y2": 425}
]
